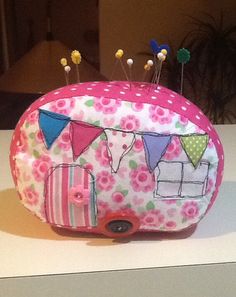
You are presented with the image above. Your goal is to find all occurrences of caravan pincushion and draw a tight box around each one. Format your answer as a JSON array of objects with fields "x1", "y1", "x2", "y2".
[{"x1": 10, "y1": 81, "x2": 224, "y2": 237}]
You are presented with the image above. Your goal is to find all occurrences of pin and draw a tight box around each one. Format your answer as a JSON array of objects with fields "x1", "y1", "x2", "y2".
[
  {"x1": 116, "y1": 49, "x2": 129, "y2": 81},
  {"x1": 127, "y1": 58, "x2": 133, "y2": 89},
  {"x1": 156, "y1": 52, "x2": 166, "y2": 87},
  {"x1": 142, "y1": 59, "x2": 153, "y2": 82},
  {"x1": 71, "y1": 50, "x2": 82, "y2": 83},
  {"x1": 177, "y1": 48, "x2": 190, "y2": 95},
  {"x1": 60, "y1": 58, "x2": 69, "y2": 85},
  {"x1": 64, "y1": 65, "x2": 71, "y2": 85}
]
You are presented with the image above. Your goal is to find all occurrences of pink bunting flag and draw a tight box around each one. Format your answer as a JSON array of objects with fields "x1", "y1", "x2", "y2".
[{"x1": 70, "y1": 121, "x2": 104, "y2": 160}]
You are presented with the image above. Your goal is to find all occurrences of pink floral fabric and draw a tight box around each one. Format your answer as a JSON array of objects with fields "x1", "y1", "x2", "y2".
[
  {"x1": 32, "y1": 155, "x2": 52, "y2": 182},
  {"x1": 162, "y1": 136, "x2": 182, "y2": 160},
  {"x1": 96, "y1": 170, "x2": 115, "y2": 191},
  {"x1": 130, "y1": 165, "x2": 155, "y2": 192},
  {"x1": 13, "y1": 83, "x2": 219, "y2": 232},
  {"x1": 56, "y1": 131, "x2": 71, "y2": 151},
  {"x1": 95, "y1": 140, "x2": 110, "y2": 167},
  {"x1": 23, "y1": 186, "x2": 39, "y2": 206},
  {"x1": 140, "y1": 210, "x2": 165, "y2": 228},
  {"x1": 50, "y1": 98, "x2": 75, "y2": 115},
  {"x1": 94, "y1": 97, "x2": 121, "y2": 114},
  {"x1": 120, "y1": 115, "x2": 140, "y2": 131},
  {"x1": 181, "y1": 201, "x2": 199, "y2": 220},
  {"x1": 149, "y1": 106, "x2": 174, "y2": 124}
]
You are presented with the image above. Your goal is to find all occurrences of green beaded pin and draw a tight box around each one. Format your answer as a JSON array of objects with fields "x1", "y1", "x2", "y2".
[{"x1": 177, "y1": 48, "x2": 190, "y2": 95}]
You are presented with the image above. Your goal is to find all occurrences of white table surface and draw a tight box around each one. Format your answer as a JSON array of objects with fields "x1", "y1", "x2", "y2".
[{"x1": 0, "y1": 126, "x2": 236, "y2": 297}]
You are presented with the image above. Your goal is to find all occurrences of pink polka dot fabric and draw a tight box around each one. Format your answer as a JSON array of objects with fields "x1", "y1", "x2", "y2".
[{"x1": 9, "y1": 81, "x2": 224, "y2": 237}]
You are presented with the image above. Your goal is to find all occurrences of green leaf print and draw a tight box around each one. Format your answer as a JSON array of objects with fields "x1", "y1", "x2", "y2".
[
  {"x1": 53, "y1": 146, "x2": 61, "y2": 155},
  {"x1": 29, "y1": 132, "x2": 35, "y2": 139},
  {"x1": 129, "y1": 160, "x2": 138, "y2": 169},
  {"x1": 85, "y1": 99, "x2": 94, "y2": 107},
  {"x1": 146, "y1": 201, "x2": 155, "y2": 210},
  {"x1": 175, "y1": 122, "x2": 181, "y2": 129},
  {"x1": 33, "y1": 150, "x2": 40, "y2": 159},
  {"x1": 100, "y1": 133, "x2": 107, "y2": 141},
  {"x1": 93, "y1": 120, "x2": 100, "y2": 126},
  {"x1": 25, "y1": 122, "x2": 30, "y2": 128},
  {"x1": 79, "y1": 157, "x2": 87, "y2": 166},
  {"x1": 137, "y1": 207, "x2": 145, "y2": 213},
  {"x1": 91, "y1": 142, "x2": 99, "y2": 149},
  {"x1": 125, "y1": 203, "x2": 132, "y2": 208},
  {"x1": 121, "y1": 189, "x2": 129, "y2": 196}
]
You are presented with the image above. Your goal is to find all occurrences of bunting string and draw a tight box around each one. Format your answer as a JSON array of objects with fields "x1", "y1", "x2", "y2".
[{"x1": 38, "y1": 109, "x2": 209, "y2": 171}]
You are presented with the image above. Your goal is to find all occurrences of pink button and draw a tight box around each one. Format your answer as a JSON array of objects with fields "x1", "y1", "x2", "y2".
[{"x1": 68, "y1": 185, "x2": 90, "y2": 207}]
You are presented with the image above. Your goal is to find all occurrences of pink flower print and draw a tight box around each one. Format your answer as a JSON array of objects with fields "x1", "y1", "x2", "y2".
[
  {"x1": 23, "y1": 186, "x2": 39, "y2": 206},
  {"x1": 132, "y1": 139, "x2": 144, "y2": 153},
  {"x1": 140, "y1": 210, "x2": 165, "y2": 228},
  {"x1": 17, "y1": 130, "x2": 28, "y2": 153},
  {"x1": 57, "y1": 131, "x2": 71, "y2": 151},
  {"x1": 50, "y1": 98, "x2": 75, "y2": 115},
  {"x1": 206, "y1": 178, "x2": 214, "y2": 194},
  {"x1": 35, "y1": 130, "x2": 44, "y2": 144},
  {"x1": 167, "y1": 207, "x2": 177, "y2": 217},
  {"x1": 96, "y1": 170, "x2": 115, "y2": 191},
  {"x1": 117, "y1": 167, "x2": 128, "y2": 178},
  {"x1": 83, "y1": 163, "x2": 94, "y2": 172},
  {"x1": 132, "y1": 102, "x2": 144, "y2": 112},
  {"x1": 95, "y1": 141, "x2": 110, "y2": 167},
  {"x1": 97, "y1": 200, "x2": 112, "y2": 218},
  {"x1": 163, "y1": 136, "x2": 182, "y2": 160},
  {"x1": 149, "y1": 106, "x2": 174, "y2": 124},
  {"x1": 181, "y1": 201, "x2": 199, "y2": 220},
  {"x1": 165, "y1": 220, "x2": 177, "y2": 229},
  {"x1": 132, "y1": 196, "x2": 144, "y2": 205},
  {"x1": 32, "y1": 155, "x2": 52, "y2": 182},
  {"x1": 120, "y1": 115, "x2": 140, "y2": 131},
  {"x1": 179, "y1": 115, "x2": 188, "y2": 126},
  {"x1": 94, "y1": 97, "x2": 121, "y2": 114},
  {"x1": 68, "y1": 185, "x2": 90, "y2": 206},
  {"x1": 73, "y1": 110, "x2": 84, "y2": 121},
  {"x1": 112, "y1": 192, "x2": 125, "y2": 203},
  {"x1": 130, "y1": 164, "x2": 155, "y2": 192},
  {"x1": 26, "y1": 110, "x2": 38, "y2": 125}
]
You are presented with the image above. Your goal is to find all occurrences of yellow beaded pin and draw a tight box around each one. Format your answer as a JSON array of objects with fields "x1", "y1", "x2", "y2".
[{"x1": 71, "y1": 50, "x2": 82, "y2": 83}]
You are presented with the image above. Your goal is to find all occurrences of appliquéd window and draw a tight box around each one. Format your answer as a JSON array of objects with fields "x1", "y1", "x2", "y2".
[{"x1": 154, "y1": 160, "x2": 209, "y2": 199}]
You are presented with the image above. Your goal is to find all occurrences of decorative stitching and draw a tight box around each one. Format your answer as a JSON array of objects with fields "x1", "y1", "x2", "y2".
[
  {"x1": 44, "y1": 163, "x2": 97, "y2": 227},
  {"x1": 154, "y1": 160, "x2": 210, "y2": 199},
  {"x1": 104, "y1": 128, "x2": 136, "y2": 173}
]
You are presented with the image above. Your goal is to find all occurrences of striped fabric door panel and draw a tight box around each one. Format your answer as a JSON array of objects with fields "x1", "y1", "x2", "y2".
[{"x1": 45, "y1": 164, "x2": 97, "y2": 228}]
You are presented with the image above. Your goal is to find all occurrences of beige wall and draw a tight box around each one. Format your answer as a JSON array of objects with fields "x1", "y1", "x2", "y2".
[{"x1": 99, "y1": 0, "x2": 236, "y2": 80}]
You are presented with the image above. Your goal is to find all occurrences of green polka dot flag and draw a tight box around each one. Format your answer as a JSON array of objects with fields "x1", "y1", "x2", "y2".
[{"x1": 180, "y1": 134, "x2": 209, "y2": 167}]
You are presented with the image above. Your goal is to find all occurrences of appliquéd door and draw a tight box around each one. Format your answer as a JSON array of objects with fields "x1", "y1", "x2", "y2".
[{"x1": 45, "y1": 164, "x2": 97, "y2": 228}]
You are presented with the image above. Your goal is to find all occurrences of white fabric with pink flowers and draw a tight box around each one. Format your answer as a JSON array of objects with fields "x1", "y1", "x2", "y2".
[{"x1": 13, "y1": 93, "x2": 219, "y2": 232}]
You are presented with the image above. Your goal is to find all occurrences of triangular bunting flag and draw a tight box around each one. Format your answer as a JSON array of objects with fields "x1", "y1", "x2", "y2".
[
  {"x1": 180, "y1": 134, "x2": 209, "y2": 167},
  {"x1": 71, "y1": 121, "x2": 104, "y2": 160},
  {"x1": 105, "y1": 129, "x2": 135, "y2": 173},
  {"x1": 39, "y1": 109, "x2": 70, "y2": 149},
  {"x1": 142, "y1": 133, "x2": 172, "y2": 172}
]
